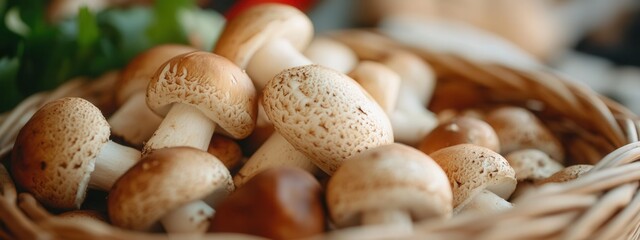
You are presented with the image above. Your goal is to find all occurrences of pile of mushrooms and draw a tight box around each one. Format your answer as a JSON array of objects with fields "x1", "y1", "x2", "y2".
[{"x1": 6, "y1": 3, "x2": 592, "y2": 239}]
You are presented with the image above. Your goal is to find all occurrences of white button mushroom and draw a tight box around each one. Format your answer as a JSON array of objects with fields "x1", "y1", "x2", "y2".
[
  {"x1": 304, "y1": 37, "x2": 359, "y2": 74},
  {"x1": 108, "y1": 44, "x2": 197, "y2": 146},
  {"x1": 11, "y1": 97, "x2": 141, "y2": 209}
]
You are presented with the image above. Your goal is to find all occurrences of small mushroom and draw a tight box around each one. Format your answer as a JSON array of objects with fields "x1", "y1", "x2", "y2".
[
  {"x1": 418, "y1": 116, "x2": 500, "y2": 154},
  {"x1": 214, "y1": 3, "x2": 314, "y2": 91},
  {"x1": 108, "y1": 44, "x2": 197, "y2": 146},
  {"x1": 143, "y1": 51, "x2": 257, "y2": 155},
  {"x1": 58, "y1": 210, "x2": 107, "y2": 224},
  {"x1": 108, "y1": 147, "x2": 234, "y2": 233},
  {"x1": 430, "y1": 144, "x2": 516, "y2": 215},
  {"x1": 304, "y1": 37, "x2": 359, "y2": 74},
  {"x1": 207, "y1": 134, "x2": 244, "y2": 172},
  {"x1": 11, "y1": 97, "x2": 141, "y2": 209},
  {"x1": 209, "y1": 167, "x2": 324, "y2": 239},
  {"x1": 505, "y1": 149, "x2": 563, "y2": 198},
  {"x1": 485, "y1": 106, "x2": 564, "y2": 162},
  {"x1": 536, "y1": 164, "x2": 593, "y2": 185},
  {"x1": 327, "y1": 143, "x2": 452, "y2": 229},
  {"x1": 348, "y1": 61, "x2": 401, "y2": 114},
  {"x1": 263, "y1": 65, "x2": 394, "y2": 174}
]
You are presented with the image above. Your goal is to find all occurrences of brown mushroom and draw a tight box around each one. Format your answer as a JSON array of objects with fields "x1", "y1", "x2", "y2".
[
  {"x1": 418, "y1": 116, "x2": 500, "y2": 154},
  {"x1": 505, "y1": 149, "x2": 563, "y2": 199},
  {"x1": 536, "y1": 164, "x2": 593, "y2": 185},
  {"x1": 327, "y1": 143, "x2": 452, "y2": 229},
  {"x1": 209, "y1": 167, "x2": 324, "y2": 239},
  {"x1": 108, "y1": 147, "x2": 234, "y2": 233},
  {"x1": 207, "y1": 134, "x2": 244, "y2": 172},
  {"x1": 58, "y1": 210, "x2": 107, "y2": 224},
  {"x1": 11, "y1": 97, "x2": 140, "y2": 209}
]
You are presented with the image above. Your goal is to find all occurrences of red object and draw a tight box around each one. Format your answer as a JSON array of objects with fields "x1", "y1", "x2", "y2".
[{"x1": 224, "y1": 0, "x2": 318, "y2": 20}]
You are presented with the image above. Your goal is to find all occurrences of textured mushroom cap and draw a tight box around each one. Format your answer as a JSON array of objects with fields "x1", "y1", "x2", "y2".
[
  {"x1": 537, "y1": 164, "x2": 593, "y2": 185},
  {"x1": 58, "y1": 210, "x2": 108, "y2": 223},
  {"x1": 505, "y1": 149, "x2": 563, "y2": 181},
  {"x1": 147, "y1": 51, "x2": 258, "y2": 139},
  {"x1": 116, "y1": 44, "x2": 197, "y2": 106},
  {"x1": 429, "y1": 144, "x2": 516, "y2": 208},
  {"x1": 209, "y1": 167, "x2": 324, "y2": 239},
  {"x1": 11, "y1": 97, "x2": 110, "y2": 209},
  {"x1": 485, "y1": 106, "x2": 564, "y2": 162},
  {"x1": 108, "y1": 147, "x2": 234, "y2": 231},
  {"x1": 418, "y1": 116, "x2": 500, "y2": 154},
  {"x1": 263, "y1": 65, "x2": 394, "y2": 174},
  {"x1": 214, "y1": 3, "x2": 313, "y2": 69},
  {"x1": 327, "y1": 143, "x2": 452, "y2": 227}
]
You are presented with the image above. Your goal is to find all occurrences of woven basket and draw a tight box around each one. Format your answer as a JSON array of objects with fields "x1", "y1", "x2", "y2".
[{"x1": 1, "y1": 28, "x2": 640, "y2": 240}]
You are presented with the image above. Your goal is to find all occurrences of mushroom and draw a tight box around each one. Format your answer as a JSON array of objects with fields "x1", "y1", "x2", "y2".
[
  {"x1": 418, "y1": 116, "x2": 500, "y2": 154},
  {"x1": 536, "y1": 164, "x2": 593, "y2": 185},
  {"x1": 207, "y1": 134, "x2": 244, "y2": 172},
  {"x1": 348, "y1": 61, "x2": 401, "y2": 114},
  {"x1": 327, "y1": 143, "x2": 452, "y2": 230},
  {"x1": 11, "y1": 97, "x2": 140, "y2": 209},
  {"x1": 429, "y1": 144, "x2": 516, "y2": 215},
  {"x1": 209, "y1": 167, "x2": 324, "y2": 239},
  {"x1": 304, "y1": 37, "x2": 359, "y2": 74},
  {"x1": 58, "y1": 210, "x2": 107, "y2": 224},
  {"x1": 263, "y1": 65, "x2": 394, "y2": 174},
  {"x1": 108, "y1": 147, "x2": 234, "y2": 233},
  {"x1": 505, "y1": 149, "x2": 563, "y2": 199},
  {"x1": 108, "y1": 44, "x2": 197, "y2": 146},
  {"x1": 214, "y1": 3, "x2": 314, "y2": 92},
  {"x1": 485, "y1": 106, "x2": 564, "y2": 162},
  {"x1": 143, "y1": 51, "x2": 257, "y2": 155}
]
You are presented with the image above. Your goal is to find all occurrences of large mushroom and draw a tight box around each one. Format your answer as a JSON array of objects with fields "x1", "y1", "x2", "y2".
[
  {"x1": 11, "y1": 97, "x2": 140, "y2": 209},
  {"x1": 429, "y1": 144, "x2": 517, "y2": 215},
  {"x1": 327, "y1": 143, "x2": 452, "y2": 230},
  {"x1": 108, "y1": 147, "x2": 234, "y2": 233},
  {"x1": 143, "y1": 51, "x2": 257, "y2": 155},
  {"x1": 108, "y1": 44, "x2": 197, "y2": 146}
]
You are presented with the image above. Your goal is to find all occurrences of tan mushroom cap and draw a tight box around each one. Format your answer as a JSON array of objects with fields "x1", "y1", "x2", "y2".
[
  {"x1": 418, "y1": 116, "x2": 500, "y2": 154},
  {"x1": 263, "y1": 65, "x2": 394, "y2": 174},
  {"x1": 348, "y1": 61, "x2": 401, "y2": 114},
  {"x1": 505, "y1": 149, "x2": 563, "y2": 181},
  {"x1": 214, "y1": 3, "x2": 313, "y2": 69},
  {"x1": 537, "y1": 164, "x2": 593, "y2": 185},
  {"x1": 327, "y1": 143, "x2": 452, "y2": 227},
  {"x1": 11, "y1": 97, "x2": 110, "y2": 209},
  {"x1": 58, "y1": 210, "x2": 108, "y2": 223},
  {"x1": 147, "y1": 51, "x2": 257, "y2": 139},
  {"x1": 485, "y1": 106, "x2": 564, "y2": 162},
  {"x1": 207, "y1": 134, "x2": 244, "y2": 171},
  {"x1": 115, "y1": 44, "x2": 197, "y2": 106},
  {"x1": 108, "y1": 147, "x2": 234, "y2": 231},
  {"x1": 429, "y1": 144, "x2": 516, "y2": 208}
]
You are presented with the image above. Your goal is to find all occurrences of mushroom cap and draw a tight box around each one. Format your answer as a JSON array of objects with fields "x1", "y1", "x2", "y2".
[
  {"x1": 418, "y1": 116, "x2": 500, "y2": 154},
  {"x1": 116, "y1": 44, "x2": 197, "y2": 106},
  {"x1": 262, "y1": 65, "x2": 394, "y2": 174},
  {"x1": 209, "y1": 167, "x2": 324, "y2": 239},
  {"x1": 347, "y1": 61, "x2": 401, "y2": 114},
  {"x1": 108, "y1": 147, "x2": 234, "y2": 231},
  {"x1": 58, "y1": 210, "x2": 108, "y2": 223},
  {"x1": 505, "y1": 149, "x2": 563, "y2": 181},
  {"x1": 485, "y1": 106, "x2": 564, "y2": 162},
  {"x1": 11, "y1": 97, "x2": 110, "y2": 209},
  {"x1": 147, "y1": 51, "x2": 258, "y2": 139},
  {"x1": 327, "y1": 143, "x2": 452, "y2": 227},
  {"x1": 303, "y1": 37, "x2": 358, "y2": 73},
  {"x1": 207, "y1": 134, "x2": 244, "y2": 171},
  {"x1": 429, "y1": 144, "x2": 516, "y2": 208},
  {"x1": 537, "y1": 164, "x2": 593, "y2": 185},
  {"x1": 214, "y1": 3, "x2": 313, "y2": 69}
]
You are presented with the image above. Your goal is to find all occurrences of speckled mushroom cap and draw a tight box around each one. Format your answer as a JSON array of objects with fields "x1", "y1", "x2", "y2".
[
  {"x1": 11, "y1": 97, "x2": 110, "y2": 209},
  {"x1": 536, "y1": 164, "x2": 593, "y2": 185},
  {"x1": 147, "y1": 51, "x2": 257, "y2": 139},
  {"x1": 214, "y1": 3, "x2": 313, "y2": 69},
  {"x1": 262, "y1": 65, "x2": 394, "y2": 174},
  {"x1": 116, "y1": 44, "x2": 197, "y2": 106},
  {"x1": 418, "y1": 116, "x2": 500, "y2": 154},
  {"x1": 327, "y1": 143, "x2": 452, "y2": 227},
  {"x1": 505, "y1": 149, "x2": 563, "y2": 181},
  {"x1": 108, "y1": 147, "x2": 234, "y2": 231},
  {"x1": 429, "y1": 144, "x2": 516, "y2": 209},
  {"x1": 485, "y1": 106, "x2": 564, "y2": 162}
]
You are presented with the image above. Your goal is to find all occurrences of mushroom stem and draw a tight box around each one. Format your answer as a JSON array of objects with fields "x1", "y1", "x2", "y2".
[
  {"x1": 160, "y1": 200, "x2": 215, "y2": 233},
  {"x1": 246, "y1": 38, "x2": 313, "y2": 91},
  {"x1": 457, "y1": 189, "x2": 513, "y2": 215},
  {"x1": 391, "y1": 90, "x2": 438, "y2": 146},
  {"x1": 108, "y1": 92, "x2": 163, "y2": 146},
  {"x1": 234, "y1": 132, "x2": 319, "y2": 187},
  {"x1": 143, "y1": 103, "x2": 216, "y2": 155},
  {"x1": 90, "y1": 140, "x2": 141, "y2": 191},
  {"x1": 362, "y1": 209, "x2": 413, "y2": 230}
]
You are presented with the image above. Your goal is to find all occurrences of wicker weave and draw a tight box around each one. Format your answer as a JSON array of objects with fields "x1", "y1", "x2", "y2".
[{"x1": 1, "y1": 29, "x2": 639, "y2": 240}]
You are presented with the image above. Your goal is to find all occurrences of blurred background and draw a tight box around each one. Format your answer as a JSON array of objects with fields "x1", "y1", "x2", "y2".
[{"x1": 1, "y1": 0, "x2": 639, "y2": 113}]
